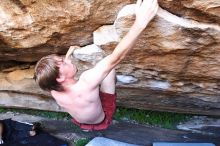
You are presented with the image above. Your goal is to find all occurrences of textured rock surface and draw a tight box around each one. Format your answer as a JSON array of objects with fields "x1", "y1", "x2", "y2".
[
  {"x1": 0, "y1": 0, "x2": 131, "y2": 62},
  {"x1": 177, "y1": 116, "x2": 220, "y2": 136},
  {"x1": 0, "y1": 58, "x2": 91, "y2": 112},
  {"x1": 158, "y1": 0, "x2": 220, "y2": 24},
  {"x1": 98, "y1": 3, "x2": 220, "y2": 115},
  {"x1": 0, "y1": 112, "x2": 219, "y2": 146},
  {"x1": 0, "y1": 0, "x2": 220, "y2": 115},
  {"x1": 0, "y1": 63, "x2": 62, "y2": 111},
  {"x1": 86, "y1": 137, "x2": 140, "y2": 146}
]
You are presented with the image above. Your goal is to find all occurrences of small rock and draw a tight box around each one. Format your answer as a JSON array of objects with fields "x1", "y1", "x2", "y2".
[
  {"x1": 116, "y1": 75, "x2": 138, "y2": 84},
  {"x1": 86, "y1": 137, "x2": 141, "y2": 146},
  {"x1": 73, "y1": 44, "x2": 105, "y2": 63}
]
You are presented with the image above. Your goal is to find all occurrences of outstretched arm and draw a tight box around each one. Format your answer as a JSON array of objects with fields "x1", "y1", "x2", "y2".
[
  {"x1": 80, "y1": 0, "x2": 159, "y2": 88},
  {"x1": 110, "y1": 0, "x2": 159, "y2": 64}
]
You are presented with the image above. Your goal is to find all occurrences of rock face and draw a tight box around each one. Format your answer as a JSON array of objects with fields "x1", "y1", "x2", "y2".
[
  {"x1": 0, "y1": 0, "x2": 131, "y2": 62},
  {"x1": 0, "y1": 0, "x2": 220, "y2": 115}
]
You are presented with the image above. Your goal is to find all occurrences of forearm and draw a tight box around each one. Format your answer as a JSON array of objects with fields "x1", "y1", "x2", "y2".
[
  {"x1": 111, "y1": 21, "x2": 145, "y2": 62},
  {"x1": 111, "y1": 0, "x2": 158, "y2": 64}
]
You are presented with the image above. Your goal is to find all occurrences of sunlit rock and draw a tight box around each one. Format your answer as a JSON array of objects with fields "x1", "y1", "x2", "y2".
[
  {"x1": 73, "y1": 44, "x2": 105, "y2": 63},
  {"x1": 116, "y1": 75, "x2": 138, "y2": 84},
  {"x1": 0, "y1": 0, "x2": 132, "y2": 62},
  {"x1": 0, "y1": 1, "x2": 220, "y2": 115},
  {"x1": 93, "y1": 25, "x2": 119, "y2": 46}
]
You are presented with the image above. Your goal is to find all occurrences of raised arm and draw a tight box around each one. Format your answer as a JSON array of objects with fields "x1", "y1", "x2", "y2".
[
  {"x1": 110, "y1": 0, "x2": 158, "y2": 64},
  {"x1": 80, "y1": 0, "x2": 158, "y2": 88}
]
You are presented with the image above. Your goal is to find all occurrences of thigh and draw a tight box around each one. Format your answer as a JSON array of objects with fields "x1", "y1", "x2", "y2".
[{"x1": 100, "y1": 69, "x2": 116, "y2": 94}]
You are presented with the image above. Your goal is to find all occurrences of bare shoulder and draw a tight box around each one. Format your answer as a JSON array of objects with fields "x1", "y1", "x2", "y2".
[
  {"x1": 51, "y1": 90, "x2": 70, "y2": 101},
  {"x1": 51, "y1": 88, "x2": 79, "y2": 106},
  {"x1": 77, "y1": 70, "x2": 100, "y2": 95},
  {"x1": 78, "y1": 69, "x2": 88, "y2": 80},
  {"x1": 78, "y1": 69, "x2": 92, "y2": 84},
  {"x1": 51, "y1": 90, "x2": 61, "y2": 98},
  {"x1": 51, "y1": 90, "x2": 69, "y2": 105}
]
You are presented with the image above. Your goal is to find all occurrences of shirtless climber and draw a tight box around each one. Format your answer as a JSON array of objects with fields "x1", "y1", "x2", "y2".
[{"x1": 34, "y1": 0, "x2": 158, "y2": 131}]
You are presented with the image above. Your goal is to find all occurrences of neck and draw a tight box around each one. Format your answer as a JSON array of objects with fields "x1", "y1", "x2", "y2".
[{"x1": 62, "y1": 78, "x2": 77, "y2": 91}]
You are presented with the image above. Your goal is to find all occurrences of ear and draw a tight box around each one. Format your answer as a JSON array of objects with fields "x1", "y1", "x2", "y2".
[{"x1": 56, "y1": 75, "x2": 65, "y2": 83}]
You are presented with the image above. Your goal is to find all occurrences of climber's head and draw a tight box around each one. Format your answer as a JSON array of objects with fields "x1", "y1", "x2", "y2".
[{"x1": 34, "y1": 54, "x2": 77, "y2": 92}]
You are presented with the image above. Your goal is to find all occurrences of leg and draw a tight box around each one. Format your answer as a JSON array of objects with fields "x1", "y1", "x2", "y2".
[{"x1": 100, "y1": 69, "x2": 116, "y2": 94}]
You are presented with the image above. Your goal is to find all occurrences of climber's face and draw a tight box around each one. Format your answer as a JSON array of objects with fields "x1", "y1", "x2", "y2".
[{"x1": 57, "y1": 57, "x2": 78, "y2": 79}]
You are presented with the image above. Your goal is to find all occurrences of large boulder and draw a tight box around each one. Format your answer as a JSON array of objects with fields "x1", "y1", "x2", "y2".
[
  {"x1": 0, "y1": 0, "x2": 220, "y2": 115},
  {"x1": 0, "y1": 0, "x2": 132, "y2": 62},
  {"x1": 95, "y1": 2, "x2": 220, "y2": 115}
]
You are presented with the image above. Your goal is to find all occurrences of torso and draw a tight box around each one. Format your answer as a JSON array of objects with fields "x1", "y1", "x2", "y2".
[{"x1": 51, "y1": 80, "x2": 105, "y2": 124}]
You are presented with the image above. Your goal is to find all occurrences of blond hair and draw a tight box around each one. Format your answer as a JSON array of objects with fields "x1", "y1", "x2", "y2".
[{"x1": 34, "y1": 54, "x2": 64, "y2": 91}]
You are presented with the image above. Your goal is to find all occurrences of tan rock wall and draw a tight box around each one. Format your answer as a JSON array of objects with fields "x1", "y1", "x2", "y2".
[
  {"x1": 0, "y1": 0, "x2": 220, "y2": 115},
  {"x1": 0, "y1": 0, "x2": 132, "y2": 61}
]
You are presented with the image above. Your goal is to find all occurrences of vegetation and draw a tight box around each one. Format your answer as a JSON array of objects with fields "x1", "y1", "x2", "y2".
[
  {"x1": 114, "y1": 108, "x2": 191, "y2": 129},
  {"x1": 0, "y1": 107, "x2": 191, "y2": 129},
  {"x1": 0, "y1": 108, "x2": 71, "y2": 120},
  {"x1": 0, "y1": 107, "x2": 193, "y2": 146},
  {"x1": 73, "y1": 138, "x2": 90, "y2": 146}
]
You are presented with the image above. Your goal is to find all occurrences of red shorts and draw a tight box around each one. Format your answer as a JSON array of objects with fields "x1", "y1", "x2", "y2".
[{"x1": 71, "y1": 91, "x2": 116, "y2": 131}]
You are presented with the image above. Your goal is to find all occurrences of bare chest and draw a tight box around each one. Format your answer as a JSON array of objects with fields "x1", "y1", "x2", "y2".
[{"x1": 52, "y1": 90, "x2": 104, "y2": 123}]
